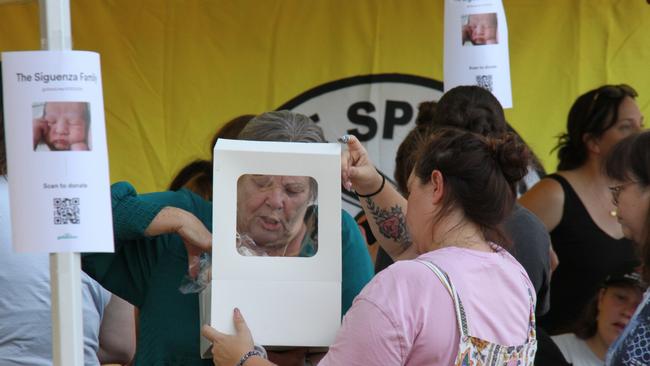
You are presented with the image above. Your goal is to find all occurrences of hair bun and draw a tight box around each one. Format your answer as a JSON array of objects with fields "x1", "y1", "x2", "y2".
[{"x1": 489, "y1": 133, "x2": 530, "y2": 185}]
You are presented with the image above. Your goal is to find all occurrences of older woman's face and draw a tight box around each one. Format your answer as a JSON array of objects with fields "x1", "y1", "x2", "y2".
[{"x1": 237, "y1": 174, "x2": 313, "y2": 249}]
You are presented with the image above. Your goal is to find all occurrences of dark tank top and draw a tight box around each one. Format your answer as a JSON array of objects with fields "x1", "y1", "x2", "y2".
[{"x1": 538, "y1": 174, "x2": 638, "y2": 334}]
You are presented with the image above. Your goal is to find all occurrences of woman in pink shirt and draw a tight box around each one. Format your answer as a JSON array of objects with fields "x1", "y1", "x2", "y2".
[{"x1": 203, "y1": 128, "x2": 537, "y2": 366}]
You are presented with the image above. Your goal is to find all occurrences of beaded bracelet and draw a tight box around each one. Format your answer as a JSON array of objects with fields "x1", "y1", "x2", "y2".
[
  {"x1": 356, "y1": 173, "x2": 386, "y2": 198},
  {"x1": 236, "y1": 349, "x2": 264, "y2": 366}
]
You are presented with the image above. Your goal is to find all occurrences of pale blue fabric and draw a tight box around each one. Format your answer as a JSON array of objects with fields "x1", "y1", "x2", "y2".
[{"x1": 0, "y1": 177, "x2": 110, "y2": 366}]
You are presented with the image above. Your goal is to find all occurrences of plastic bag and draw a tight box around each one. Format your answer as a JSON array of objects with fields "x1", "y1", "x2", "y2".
[
  {"x1": 236, "y1": 232, "x2": 270, "y2": 257},
  {"x1": 179, "y1": 252, "x2": 212, "y2": 294},
  {"x1": 179, "y1": 233, "x2": 272, "y2": 294}
]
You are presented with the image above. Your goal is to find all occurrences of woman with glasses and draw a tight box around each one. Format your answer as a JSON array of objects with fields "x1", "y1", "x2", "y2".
[
  {"x1": 603, "y1": 131, "x2": 650, "y2": 365},
  {"x1": 520, "y1": 84, "x2": 644, "y2": 335}
]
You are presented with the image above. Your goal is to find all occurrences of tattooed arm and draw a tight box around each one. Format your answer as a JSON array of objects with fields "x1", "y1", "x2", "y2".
[
  {"x1": 358, "y1": 183, "x2": 418, "y2": 260},
  {"x1": 341, "y1": 135, "x2": 417, "y2": 260}
]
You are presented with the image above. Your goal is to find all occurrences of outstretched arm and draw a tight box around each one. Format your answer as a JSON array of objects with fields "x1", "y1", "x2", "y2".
[
  {"x1": 82, "y1": 182, "x2": 212, "y2": 305},
  {"x1": 341, "y1": 135, "x2": 418, "y2": 260}
]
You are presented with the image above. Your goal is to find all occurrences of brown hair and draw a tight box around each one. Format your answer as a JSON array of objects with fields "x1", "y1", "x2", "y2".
[
  {"x1": 413, "y1": 128, "x2": 530, "y2": 248},
  {"x1": 209, "y1": 114, "x2": 255, "y2": 161},
  {"x1": 556, "y1": 84, "x2": 638, "y2": 170},
  {"x1": 605, "y1": 131, "x2": 650, "y2": 283},
  {"x1": 431, "y1": 85, "x2": 508, "y2": 138},
  {"x1": 168, "y1": 114, "x2": 255, "y2": 199},
  {"x1": 168, "y1": 160, "x2": 213, "y2": 199},
  {"x1": 394, "y1": 125, "x2": 430, "y2": 195},
  {"x1": 394, "y1": 101, "x2": 437, "y2": 195},
  {"x1": 573, "y1": 291, "x2": 599, "y2": 339},
  {"x1": 415, "y1": 86, "x2": 545, "y2": 194},
  {"x1": 414, "y1": 101, "x2": 437, "y2": 127}
]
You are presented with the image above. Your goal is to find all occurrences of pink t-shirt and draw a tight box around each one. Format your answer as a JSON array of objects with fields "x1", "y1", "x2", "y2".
[{"x1": 319, "y1": 246, "x2": 535, "y2": 366}]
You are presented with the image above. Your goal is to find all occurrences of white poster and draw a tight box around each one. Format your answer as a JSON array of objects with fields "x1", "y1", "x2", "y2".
[
  {"x1": 208, "y1": 139, "x2": 341, "y2": 348},
  {"x1": 444, "y1": 0, "x2": 513, "y2": 108},
  {"x1": 1, "y1": 51, "x2": 113, "y2": 253}
]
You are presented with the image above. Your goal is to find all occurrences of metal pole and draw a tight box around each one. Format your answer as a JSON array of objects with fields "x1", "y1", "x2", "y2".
[
  {"x1": 39, "y1": 1, "x2": 84, "y2": 365},
  {"x1": 39, "y1": 0, "x2": 72, "y2": 50}
]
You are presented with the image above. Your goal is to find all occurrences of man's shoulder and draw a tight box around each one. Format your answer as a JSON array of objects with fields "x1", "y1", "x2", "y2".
[
  {"x1": 506, "y1": 204, "x2": 546, "y2": 233},
  {"x1": 504, "y1": 204, "x2": 550, "y2": 250}
]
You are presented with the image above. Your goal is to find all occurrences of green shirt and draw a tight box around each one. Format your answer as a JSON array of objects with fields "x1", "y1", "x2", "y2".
[{"x1": 82, "y1": 182, "x2": 373, "y2": 366}]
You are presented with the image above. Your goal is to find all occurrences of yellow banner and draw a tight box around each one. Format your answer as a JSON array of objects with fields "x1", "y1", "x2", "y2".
[{"x1": 1, "y1": 0, "x2": 648, "y2": 192}]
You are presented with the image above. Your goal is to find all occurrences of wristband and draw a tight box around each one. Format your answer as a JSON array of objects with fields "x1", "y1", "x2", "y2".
[
  {"x1": 236, "y1": 349, "x2": 264, "y2": 366},
  {"x1": 356, "y1": 172, "x2": 386, "y2": 198}
]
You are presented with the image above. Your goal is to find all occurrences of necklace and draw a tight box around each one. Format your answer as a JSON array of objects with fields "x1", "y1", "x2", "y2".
[{"x1": 587, "y1": 178, "x2": 618, "y2": 218}]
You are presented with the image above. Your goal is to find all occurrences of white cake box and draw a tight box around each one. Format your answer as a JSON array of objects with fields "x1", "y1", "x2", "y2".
[{"x1": 200, "y1": 139, "x2": 342, "y2": 357}]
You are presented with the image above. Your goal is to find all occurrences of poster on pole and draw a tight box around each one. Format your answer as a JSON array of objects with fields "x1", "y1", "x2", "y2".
[
  {"x1": 444, "y1": 0, "x2": 513, "y2": 108},
  {"x1": 1, "y1": 51, "x2": 113, "y2": 253}
]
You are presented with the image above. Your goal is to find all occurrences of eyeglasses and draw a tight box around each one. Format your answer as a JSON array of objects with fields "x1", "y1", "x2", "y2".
[{"x1": 608, "y1": 181, "x2": 638, "y2": 206}]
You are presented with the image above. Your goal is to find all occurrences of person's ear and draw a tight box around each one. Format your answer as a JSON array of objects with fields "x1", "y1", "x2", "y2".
[
  {"x1": 583, "y1": 133, "x2": 601, "y2": 155},
  {"x1": 430, "y1": 170, "x2": 444, "y2": 205}
]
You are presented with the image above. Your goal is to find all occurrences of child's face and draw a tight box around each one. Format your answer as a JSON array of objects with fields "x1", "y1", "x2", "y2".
[
  {"x1": 44, "y1": 102, "x2": 88, "y2": 151},
  {"x1": 597, "y1": 285, "x2": 643, "y2": 346},
  {"x1": 468, "y1": 14, "x2": 497, "y2": 45}
]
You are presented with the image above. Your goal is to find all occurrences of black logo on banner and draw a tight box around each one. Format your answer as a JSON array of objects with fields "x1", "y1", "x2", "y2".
[{"x1": 277, "y1": 74, "x2": 444, "y2": 210}]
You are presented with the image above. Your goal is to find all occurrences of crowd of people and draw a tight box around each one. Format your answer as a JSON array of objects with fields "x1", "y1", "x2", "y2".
[{"x1": 0, "y1": 83, "x2": 648, "y2": 366}]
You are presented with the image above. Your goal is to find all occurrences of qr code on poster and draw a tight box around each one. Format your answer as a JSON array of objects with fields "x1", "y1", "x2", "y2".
[
  {"x1": 53, "y1": 198, "x2": 80, "y2": 225},
  {"x1": 476, "y1": 74, "x2": 493, "y2": 92}
]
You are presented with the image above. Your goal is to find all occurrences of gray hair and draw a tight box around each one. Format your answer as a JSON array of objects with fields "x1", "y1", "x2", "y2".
[
  {"x1": 238, "y1": 110, "x2": 324, "y2": 202},
  {"x1": 238, "y1": 110, "x2": 326, "y2": 143}
]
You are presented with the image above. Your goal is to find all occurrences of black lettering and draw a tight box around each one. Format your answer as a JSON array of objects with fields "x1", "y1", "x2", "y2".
[
  {"x1": 382, "y1": 100, "x2": 413, "y2": 139},
  {"x1": 346, "y1": 102, "x2": 377, "y2": 142}
]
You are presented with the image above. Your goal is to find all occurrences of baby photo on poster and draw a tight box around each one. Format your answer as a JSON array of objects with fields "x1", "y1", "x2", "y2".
[
  {"x1": 33, "y1": 101, "x2": 92, "y2": 151},
  {"x1": 462, "y1": 13, "x2": 498, "y2": 46}
]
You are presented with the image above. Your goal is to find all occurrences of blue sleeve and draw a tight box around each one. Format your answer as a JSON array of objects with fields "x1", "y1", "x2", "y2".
[{"x1": 340, "y1": 209, "x2": 374, "y2": 316}]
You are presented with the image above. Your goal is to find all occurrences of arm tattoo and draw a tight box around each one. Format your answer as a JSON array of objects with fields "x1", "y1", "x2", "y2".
[{"x1": 364, "y1": 197, "x2": 413, "y2": 251}]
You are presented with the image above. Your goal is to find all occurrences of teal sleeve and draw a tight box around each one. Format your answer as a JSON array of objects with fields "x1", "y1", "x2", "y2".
[
  {"x1": 110, "y1": 181, "x2": 165, "y2": 240},
  {"x1": 340, "y1": 209, "x2": 374, "y2": 316},
  {"x1": 110, "y1": 181, "x2": 213, "y2": 239},
  {"x1": 82, "y1": 182, "x2": 212, "y2": 307}
]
